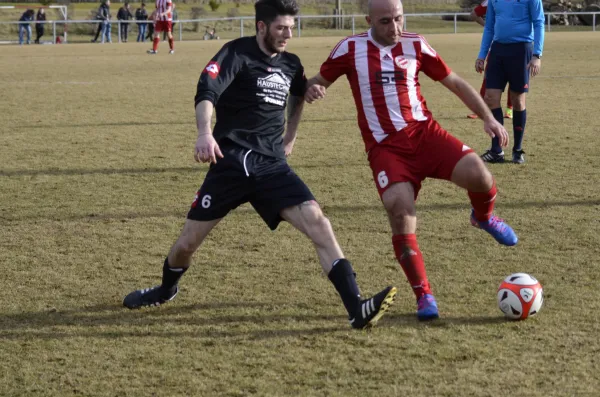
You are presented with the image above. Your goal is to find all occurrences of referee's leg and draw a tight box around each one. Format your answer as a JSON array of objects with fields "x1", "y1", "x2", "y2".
[
  {"x1": 482, "y1": 43, "x2": 508, "y2": 161},
  {"x1": 507, "y1": 42, "x2": 533, "y2": 163}
]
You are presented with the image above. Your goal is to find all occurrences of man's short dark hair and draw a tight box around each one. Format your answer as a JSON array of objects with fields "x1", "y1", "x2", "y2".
[{"x1": 254, "y1": 0, "x2": 299, "y2": 33}]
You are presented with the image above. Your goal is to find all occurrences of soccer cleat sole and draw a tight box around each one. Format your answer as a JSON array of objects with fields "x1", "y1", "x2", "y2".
[
  {"x1": 364, "y1": 287, "x2": 397, "y2": 329},
  {"x1": 418, "y1": 311, "x2": 440, "y2": 321}
]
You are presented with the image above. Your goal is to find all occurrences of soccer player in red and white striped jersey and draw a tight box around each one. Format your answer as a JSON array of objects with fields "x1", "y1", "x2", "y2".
[
  {"x1": 305, "y1": 0, "x2": 518, "y2": 321},
  {"x1": 468, "y1": 0, "x2": 512, "y2": 120},
  {"x1": 147, "y1": 0, "x2": 174, "y2": 54}
]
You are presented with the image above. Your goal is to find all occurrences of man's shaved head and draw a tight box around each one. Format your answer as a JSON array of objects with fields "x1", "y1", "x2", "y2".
[
  {"x1": 368, "y1": 0, "x2": 403, "y2": 17},
  {"x1": 366, "y1": 0, "x2": 404, "y2": 46}
]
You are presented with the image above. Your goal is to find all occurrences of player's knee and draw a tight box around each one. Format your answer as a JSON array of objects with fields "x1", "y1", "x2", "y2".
[
  {"x1": 384, "y1": 199, "x2": 415, "y2": 228},
  {"x1": 469, "y1": 159, "x2": 494, "y2": 191},
  {"x1": 510, "y1": 92, "x2": 526, "y2": 110},
  {"x1": 483, "y1": 92, "x2": 498, "y2": 108},
  {"x1": 173, "y1": 235, "x2": 199, "y2": 257},
  {"x1": 300, "y1": 203, "x2": 334, "y2": 238}
]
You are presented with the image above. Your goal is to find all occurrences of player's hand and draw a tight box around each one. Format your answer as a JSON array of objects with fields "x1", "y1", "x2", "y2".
[
  {"x1": 194, "y1": 133, "x2": 223, "y2": 164},
  {"x1": 527, "y1": 57, "x2": 541, "y2": 78},
  {"x1": 483, "y1": 117, "x2": 509, "y2": 147},
  {"x1": 475, "y1": 58, "x2": 485, "y2": 74},
  {"x1": 305, "y1": 84, "x2": 327, "y2": 104},
  {"x1": 283, "y1": 137, "x2": 296, "y2": 157}
]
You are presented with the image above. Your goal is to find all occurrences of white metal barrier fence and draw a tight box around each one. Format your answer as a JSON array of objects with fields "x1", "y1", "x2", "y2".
[{"x1": 0, "y1": 11, "x2": 597, "y2": 44}]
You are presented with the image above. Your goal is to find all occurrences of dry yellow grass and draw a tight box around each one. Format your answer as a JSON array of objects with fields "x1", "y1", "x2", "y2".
[{"x1": 1, "y1": 32, "x2": 599, "y2": 396}]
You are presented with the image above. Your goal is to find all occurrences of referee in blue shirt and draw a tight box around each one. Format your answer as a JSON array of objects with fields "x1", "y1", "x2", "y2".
[{"x1": 476, "y1": 0, "x2": 545, "y2": 164}]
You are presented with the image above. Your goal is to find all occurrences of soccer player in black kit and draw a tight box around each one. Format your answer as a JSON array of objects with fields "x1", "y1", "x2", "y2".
[{"x1": 123, "y1": 0, "x2": 397, "y2": 329}]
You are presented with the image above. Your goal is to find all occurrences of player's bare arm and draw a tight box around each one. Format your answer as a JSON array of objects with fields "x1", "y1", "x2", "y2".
[
  {"x1": 440, "y1": 72, "x2": 509, "y2": 147},
  {"x1": 305, "y1": 73, "x2": 332, "y2": 104},
  {"x1": 283, "y1": 95, "x2": 304, "y2": 157},
  {"x1": 194, "y1": 100, "x2": 223, "y2": 164}
]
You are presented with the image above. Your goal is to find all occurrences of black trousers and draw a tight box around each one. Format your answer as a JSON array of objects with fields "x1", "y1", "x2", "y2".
[
  {"x1": 92, "y1": 22, "x2": 102, "y2": 41},
  {"x1": 35, "y1": 24, "x2": 44, "y2": 43},
  {"x1": 119, "y1": 22, "x2": 129, "y2": 41},
  {"x1": 146, "y1": 23, "x2": 154, "y2": 40}
]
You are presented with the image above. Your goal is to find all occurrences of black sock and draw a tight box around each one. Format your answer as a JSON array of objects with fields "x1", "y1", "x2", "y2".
[
  {"x1": 161, "y1": 257, "x2": 187, "y2": 293},
  {"x1": 327, "y1": 259, "x2": 361, "y2": 317},
  {"x1": 491, "y1": 107, "x2": 504, "y2": 153},
  {"x1": 512, "y1": 109, "x2": 526, "y2": 151}
]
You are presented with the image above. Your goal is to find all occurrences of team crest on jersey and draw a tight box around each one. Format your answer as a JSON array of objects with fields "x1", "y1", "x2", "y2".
[
  {"x1": 394, "y1": 56, "x2": 409, "y2": 70},
  {"x1": 205, "y1": 61, "x2": 220, "y2": 79}
]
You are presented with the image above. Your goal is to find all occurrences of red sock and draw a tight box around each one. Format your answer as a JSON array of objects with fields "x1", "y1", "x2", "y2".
[
  {"x1": 153, "y1": 37, "x2": 159, "y2": 51},
  {"x1": 392, "y1": 234, "x2": 431, "y2": 299},
  {"x1": 168, "y1": 37, "x2": 174, "y2": 50},
  {"x1": 469, "y1": 182, "x2": 497, "y2": 222}
]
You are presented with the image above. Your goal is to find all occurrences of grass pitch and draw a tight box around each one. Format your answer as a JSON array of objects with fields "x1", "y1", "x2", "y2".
[{"x1": 1, "y1": 32, "x2": 599, "y2": 396}]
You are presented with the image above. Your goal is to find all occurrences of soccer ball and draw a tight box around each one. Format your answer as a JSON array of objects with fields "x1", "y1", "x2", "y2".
[{"x1": 497, "y1": 273, "x2": 543, "y2": 320}]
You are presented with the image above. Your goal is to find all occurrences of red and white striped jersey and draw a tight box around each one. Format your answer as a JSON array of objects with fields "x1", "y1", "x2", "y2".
[
  {"x1": 474, "y1": 0, "x2": 488, "y2": 18},
  {"x1": 319, "y1": 30, "x2": 452, "y2": 152},
  {"x1": 155, "y1": 0, "x2": 173, "y2": 21}
]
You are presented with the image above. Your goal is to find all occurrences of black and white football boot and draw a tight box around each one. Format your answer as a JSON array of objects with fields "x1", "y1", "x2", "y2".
[{"x1": 350, "y1": 286, "x2": 397, "y2": 329}]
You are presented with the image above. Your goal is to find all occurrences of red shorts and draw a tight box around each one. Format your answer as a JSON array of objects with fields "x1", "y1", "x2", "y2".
[
  {"x1": 155, "y1": 21, "x2": 172, "y2": 33},
  {"x1": 367, "y1": 118, "x2": 474, "y2": 199}
]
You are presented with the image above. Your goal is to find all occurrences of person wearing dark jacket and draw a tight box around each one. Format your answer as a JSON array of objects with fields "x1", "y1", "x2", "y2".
[
  {"x1": 34, "y1": 8, "x2": 46, "y2": 44},
  {"x1": 19, "y1": 9, "x2": 35, "y2": 45},
  {"x1": 145, "y1": 9, "x2": 156, "y2": 41},
  {"x1": 117, "y1": 2, "x2": 133, "y2": 42},
  {"x1": 135, "y1": 3, "x2": 148, "y2": 42}
]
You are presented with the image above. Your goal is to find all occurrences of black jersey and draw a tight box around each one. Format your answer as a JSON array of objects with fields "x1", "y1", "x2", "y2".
[{"x1": 195, "y1": 36, "x2": 306, "y2": 159}]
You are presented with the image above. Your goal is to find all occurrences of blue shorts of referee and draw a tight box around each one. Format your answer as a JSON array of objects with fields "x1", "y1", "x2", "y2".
[{"x1": 485, "y1": 41, "x2": 533, "y2": 93}]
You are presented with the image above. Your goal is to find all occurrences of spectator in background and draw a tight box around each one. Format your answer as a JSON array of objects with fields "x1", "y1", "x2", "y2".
[
  {"x1": 135, "y1": 2, "x2": 148, "y2": 42},
  {"x1": 35, "y1": 8, "x2": 46, "y2": 44},
  {"x1": 92, "y1": 0, "x2": 110, "y2": 43},
  {"x1": 101, "y1": 9, "x2": 113, "y2": 43},
  {"x1": 146, "y1": 9, "x2": 156, "y2": 41},
  {"x1": 18, "y1": 9, "x2": 35, "y2": 45},
  {"x1": 117, "y1": 2, "x2": 133, "y2": 42}
]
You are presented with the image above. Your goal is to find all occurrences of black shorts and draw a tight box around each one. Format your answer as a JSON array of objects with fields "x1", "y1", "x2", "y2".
[
  {"x1": 187, "y1": 140, "x2": 315, "y2": 230},
  {"x1": 485, "y1": 41, "x2": 533, "y2": 94}
]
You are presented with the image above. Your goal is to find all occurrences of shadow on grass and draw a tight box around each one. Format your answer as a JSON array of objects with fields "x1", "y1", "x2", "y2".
[
  {"x1": 0, "y1": 302, "x2": 349, "y2": 341},
  {"x1": 0, "y1": 301, "x2": 510, "y2": 341},
  {"x1": 12, "y1": 121, "x2": 194, "y2": 129},
  {"x1": 10, "y1": 115, "x2": 466, "y2": 131},
  {"x1": 0, "y1": 162, "x2": 366, "y2": 177},
  {"x1": 2, "y1": 199, "x2": 599, "y2": 223},
  {"x1": 385, "y1": 312, "x2": 507, "y2": 327}
]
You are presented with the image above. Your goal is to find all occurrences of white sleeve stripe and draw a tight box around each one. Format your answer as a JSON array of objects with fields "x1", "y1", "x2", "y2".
[
  {"x1": 329, "y1": 39, "x2": 350, "y2": 59},
  {"x1": 419, "y1": 37, "x2": 437, "y2": 57}
]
